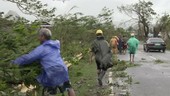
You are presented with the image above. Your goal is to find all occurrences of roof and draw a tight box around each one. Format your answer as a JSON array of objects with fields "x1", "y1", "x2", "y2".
[{"x1": 4, "y1": 10, "x2": 20, "y2": 20}]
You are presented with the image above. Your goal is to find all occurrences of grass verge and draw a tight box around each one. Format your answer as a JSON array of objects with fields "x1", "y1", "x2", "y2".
[
  {"x1": 63, "y1": 59, "x2": 111, "y2": 96},
  {"x1": 155, "y1": 59, "x2": 164, "y2": 64}
]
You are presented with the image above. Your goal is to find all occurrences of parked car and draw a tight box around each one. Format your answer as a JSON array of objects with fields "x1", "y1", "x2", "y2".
[{"x1": 143, "y1": 38, "x2": 166, "y2": 52}]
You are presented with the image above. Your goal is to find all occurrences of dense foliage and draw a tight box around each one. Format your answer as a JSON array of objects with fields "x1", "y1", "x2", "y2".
[
  {"x1": 0, "y1": 8, "x2": 128, "y2": 95},
  {"x1": 1, "y1": 0, "x2": 170, "y2": 95}
]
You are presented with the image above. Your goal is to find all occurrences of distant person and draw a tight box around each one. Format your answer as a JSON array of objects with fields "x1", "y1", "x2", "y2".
[
  {"x1": 91, "y1": 29, "x2": 112, "y2": 86},
  {"x1": 110, "y1": 36, "x2": 119, "y2": 54},
  {"x1": 12, "y1": 28, "x2": 76, "y2": 96},
  {"x1": 117, "y1": 36, "x2": 123, "y2": 54},
  {"x1": 127, "y1": 33, "x2": 139, "y2": 64},
  {"x1": 122, "y1": 35, "x2": 128, "y2": 54}
]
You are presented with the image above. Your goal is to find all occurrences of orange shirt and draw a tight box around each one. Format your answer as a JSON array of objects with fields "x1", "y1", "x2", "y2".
[{"x1": 110, "y1": 38, "x2": 118, "y2": 48}]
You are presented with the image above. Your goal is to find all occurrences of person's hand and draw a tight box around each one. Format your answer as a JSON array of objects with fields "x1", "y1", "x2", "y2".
[
  {"x1": 90, "y1": 56, "x2": 95, "y2": 64},
  {"x1": 89, "y1": 56, "x2": 92, "y2": 64},
  {"x1": 89, "y1": 54, "x2": 95, "y2": 64}
]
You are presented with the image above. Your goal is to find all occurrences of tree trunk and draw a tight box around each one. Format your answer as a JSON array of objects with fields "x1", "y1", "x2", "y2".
[
  {"x1": 153, "y1": 27, "x2": 159, "y2": 37},
  {"x1": 138, "y1": 21, "x2": 142, "y2": 40},
  {"x1": 165, "y1": 31, "x2": 170, "y2": 39},
  {"x1": 143, "y1": 23, "x2": 149, "y2": 37},
  {"x1": 146, "y1": 25, "x2": 149, "y2": 37}
]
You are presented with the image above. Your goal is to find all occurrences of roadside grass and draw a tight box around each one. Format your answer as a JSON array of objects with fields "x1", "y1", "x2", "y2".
[
  {"x1": 115, "y1": 71, "x2": 128, "y2": 78},
  {"x1": 128, "y1": 63, "x2": 141, "y2": 67},
  {"x1": 112, "y1": 60, "x2": 141, "y2": 85},
  {"x1": 112, "y1": 60, "x2": 140, "y2": 72},
  {"x1": 58, "y1": 59, "x2": 140, "y2": 96},
  {"x1": 134, "y1": 81, "x2": 140, "y2": 84},
  {"x1": 155, "y1": 59, "x2": 164, "y2": 64},
  {"x1": 111, "y1": 60, "x2": 139, "y2": 96},
  {"x1": 112, "y1": 61, "x2": 129, "y2": 79},
  {"x1": 125, "y1": 92, "x2": 130, "y2": 96},
  {"x1": 125, "y1": 76, "x2": 133, "y2": 85},
  {"x1": 65, "y1": 59, "x2": 111, "y2": 96}
]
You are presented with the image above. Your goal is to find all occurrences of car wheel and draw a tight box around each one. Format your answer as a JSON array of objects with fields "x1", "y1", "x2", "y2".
[
  {"x1": 146, "y1": 48, "x2": 149, "y2": 52},
  {"x1": 143, "y1": 47, "x2": 146, "y2": 51},
  {"x1": 162, "y1": 49, "x2": 165, "y2": 53}
]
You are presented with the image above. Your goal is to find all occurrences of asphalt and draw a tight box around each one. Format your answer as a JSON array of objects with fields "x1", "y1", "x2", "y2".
[{"x1": 118, "y1": 45, "x2": 170, "y2": 96}]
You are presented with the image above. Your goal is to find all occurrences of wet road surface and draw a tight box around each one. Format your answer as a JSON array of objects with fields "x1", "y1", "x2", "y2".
[{"x1": 118, "y1": 45, "x2": 170, "y2": 96}]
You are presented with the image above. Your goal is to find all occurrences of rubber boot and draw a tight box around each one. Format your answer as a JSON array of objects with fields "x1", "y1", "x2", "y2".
[{"x1": 98, "y1": 70, "x2": 106, "y2": 86}]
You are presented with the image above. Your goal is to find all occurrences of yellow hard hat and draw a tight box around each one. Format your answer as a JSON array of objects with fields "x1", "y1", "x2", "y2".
[{"x1": 96, "y1": 29, "x2": 103, "y2": 35}]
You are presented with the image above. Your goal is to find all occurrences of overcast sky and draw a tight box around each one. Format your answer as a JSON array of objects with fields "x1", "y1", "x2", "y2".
[{"x1": 0, "y1": 0, "x2": 170, "y2": 27}]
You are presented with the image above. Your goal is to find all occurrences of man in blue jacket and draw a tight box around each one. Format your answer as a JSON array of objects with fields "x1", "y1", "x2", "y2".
[{"x1": 12, "y1": 28, "x2": 75, "y2": 96}]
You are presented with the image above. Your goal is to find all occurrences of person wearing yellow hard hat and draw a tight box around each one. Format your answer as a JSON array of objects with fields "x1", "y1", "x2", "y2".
[
  {"x1": 95, "y1": 29, "x2": 103, "y2": 35},
  {"x1": 90, "y1": 29, "x2": 113, "y2": 86}
]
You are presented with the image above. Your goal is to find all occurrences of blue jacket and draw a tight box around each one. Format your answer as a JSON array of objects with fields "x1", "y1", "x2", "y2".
[{"x1": 13, "y1": 40, "x2": 69, "y2": 87}]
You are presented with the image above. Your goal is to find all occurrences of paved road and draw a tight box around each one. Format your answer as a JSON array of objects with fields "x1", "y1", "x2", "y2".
[{"x1": 118, "y1": 45, "x2": 170, "y2": 96}]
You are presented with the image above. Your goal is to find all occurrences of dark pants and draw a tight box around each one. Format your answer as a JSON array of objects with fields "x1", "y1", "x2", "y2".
[
  {"x1": 42, "y1": 81, "x2": 72, "y2": 96},
  {"x1": 95, "y1": 60, "x2": 107, "y2": 71},
  {"x1": 95, "y1": 59, "x2": 107, "y2": 86}
]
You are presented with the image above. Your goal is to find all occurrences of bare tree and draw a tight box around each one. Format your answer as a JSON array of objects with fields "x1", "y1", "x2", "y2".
[
  {"x1": 118, "y1": 0, "x2": 156, "y2": 37},
  {"x1": 5, "y1": 0, "x2": 56, "y2": 21},
  {"x1": 155, "y1": 14, "x2": 170, "y2": 40}
]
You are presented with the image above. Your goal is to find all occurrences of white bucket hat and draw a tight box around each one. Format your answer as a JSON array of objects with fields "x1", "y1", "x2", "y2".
[{"x1": 131, "y1": 33, "x2": 135, "y2": 36}]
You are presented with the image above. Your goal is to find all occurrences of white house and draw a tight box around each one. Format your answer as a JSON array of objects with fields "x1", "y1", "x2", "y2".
[{"x1": 4, "y1": 10, "x2": 20, "y2": 21}]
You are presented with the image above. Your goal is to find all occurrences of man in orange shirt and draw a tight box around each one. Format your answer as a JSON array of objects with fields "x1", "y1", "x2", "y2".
[{"x1": 110, "y1": 36, "x2": 119, "y2": 54}]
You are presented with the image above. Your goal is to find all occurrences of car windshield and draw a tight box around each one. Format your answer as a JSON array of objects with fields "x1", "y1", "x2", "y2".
[{"x1": 149, "y1": 38, "x2": 164, "y2": 42}]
